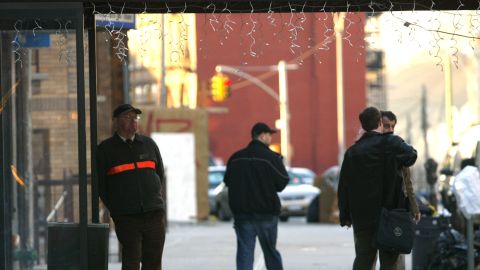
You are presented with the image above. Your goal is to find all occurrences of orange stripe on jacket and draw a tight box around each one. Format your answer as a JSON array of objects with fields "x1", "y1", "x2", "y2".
[
  {"x1": 107, "y1": 161, "x2": 156, "y2": 176},
  {"x1": 136, "y1": 160, "x2": 156, "y2": 169}
]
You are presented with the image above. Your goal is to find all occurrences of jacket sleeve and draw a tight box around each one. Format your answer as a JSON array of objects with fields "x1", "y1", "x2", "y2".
[
  {"x1": 96, "y1": 144, "x2": 109, "y2": 210},
  {"x1": 223, "y1": 156, "x2": 233, "y2": 187},
  {"x1": 337, "y1": 153, "x2": 351, "y2": 227},
  {"x1": 154, "y1": 143, "x2": 166, "y2": 201},
  {"x1": 403, "y1": 167, "x2": 420, "y2": 215},
  {"x1": 389, "y1": 135, "x2": 418, "y2": 167},
  {"x1": 271, "y1": 153, "x2": 289, "y2": 191}
]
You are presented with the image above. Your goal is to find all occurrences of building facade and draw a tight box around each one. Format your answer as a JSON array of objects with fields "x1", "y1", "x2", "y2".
[{"x1": 196, "y1": 13, "x2": 367, "y2": 174}]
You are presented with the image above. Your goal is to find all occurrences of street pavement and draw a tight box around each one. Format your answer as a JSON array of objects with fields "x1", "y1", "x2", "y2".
[{"x1": 108, "y1": 217, "x2": 412, "y2": 270}]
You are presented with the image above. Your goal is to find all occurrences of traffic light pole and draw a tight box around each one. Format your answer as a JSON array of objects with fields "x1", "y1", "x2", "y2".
[
  {"x1": 334, "y1": 13, "x2": 345, "y2": 166},
  {"x1": 277, "y1": 61, "x2": 291, "y2": 167},
  {"x1": 215, "y1": 62, "x2": 297, "y2": 166}
]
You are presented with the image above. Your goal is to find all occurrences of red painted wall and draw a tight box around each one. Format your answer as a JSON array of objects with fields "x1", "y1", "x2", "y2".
[{"x1": 197, "y1": 13, "x2": 366, "y2": 175}]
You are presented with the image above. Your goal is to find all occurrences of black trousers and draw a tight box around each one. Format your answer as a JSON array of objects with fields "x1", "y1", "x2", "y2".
[
  {"x1": 113, "y1": 210, "x2": 166, "y2": 270},
  {"x1": 353, "y1": 228, "x2": 400, "y2": 270}
]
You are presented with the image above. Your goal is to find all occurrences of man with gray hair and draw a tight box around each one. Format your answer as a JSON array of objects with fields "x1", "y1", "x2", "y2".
[{"x1": 97, "y1": 104, "x2": 166, "y2": 270}]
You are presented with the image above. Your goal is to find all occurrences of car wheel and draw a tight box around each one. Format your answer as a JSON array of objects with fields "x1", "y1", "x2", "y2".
[
  {"x1": 217, "y1": 204, "x2": 231, "y2": 221},
  {"x1": 307, "y1": 195, "x2": 320, "y2": 223},
  {"x1": 279, "y1": 215, "x2": 289, "y2": 222}
]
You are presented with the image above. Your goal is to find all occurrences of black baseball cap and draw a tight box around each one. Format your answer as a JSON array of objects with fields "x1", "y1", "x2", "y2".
[
  {"x1": 112, "y1": 104, "x2": 142, "y2": 118},
  {"x1": 251, "y1": 122, "x2": 277, "y2": 138}
]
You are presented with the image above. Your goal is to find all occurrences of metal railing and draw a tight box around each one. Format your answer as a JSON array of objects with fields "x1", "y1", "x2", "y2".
[{"x1": 46, "y1": 190, "x2": 68, "y2": 222}]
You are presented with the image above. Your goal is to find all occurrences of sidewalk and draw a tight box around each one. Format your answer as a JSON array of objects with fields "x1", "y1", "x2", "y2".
[
  {"x1": 33, "y1": 218, "x2": 411, "y2": 269},
  {"x1": 107, "y1": 219, "x2": 411, "y2": 270}
]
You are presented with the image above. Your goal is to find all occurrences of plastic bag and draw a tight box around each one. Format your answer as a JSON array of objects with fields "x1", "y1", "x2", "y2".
[{"x1": 452, "y1": 165, "x2": 480, "y2": 219}]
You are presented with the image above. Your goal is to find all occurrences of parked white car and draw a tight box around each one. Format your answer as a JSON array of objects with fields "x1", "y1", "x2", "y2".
[
  {"x1": 210, "y1": 166, "x2": 320, "y2": 222},
  {"x1": 288, "y1": 167, "x2": 316, "y2": 185},
  {"x1": 208, "y1": 165, "x2": 226, "y2": 215},
  {"x1": 278, "y1": 169, "x2": 320, "y2": 221}
]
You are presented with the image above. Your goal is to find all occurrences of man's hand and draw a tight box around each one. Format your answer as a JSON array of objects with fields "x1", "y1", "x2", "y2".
[
  {"x1": 340, "y1": 219, "x2": 352, "y2": 228},
  {"x1": 413, "y1": 212, "x2": 421, "y2": 224}
]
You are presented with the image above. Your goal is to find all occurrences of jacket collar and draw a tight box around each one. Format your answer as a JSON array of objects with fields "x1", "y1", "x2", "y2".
[
  {"x1": 357, "y1": 130, "x2": 383, "y2": 142},
  {"x1": 113, "y1": 132, "x2": 145, "y2": 144},
  {"x1": 117, "y1": 133, "x2": 135, "y2": 142},
  {"x1": 248, "y1": 139, "x2": 269, "y2": 148}
]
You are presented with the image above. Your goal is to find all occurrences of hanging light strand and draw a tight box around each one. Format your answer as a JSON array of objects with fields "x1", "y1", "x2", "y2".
[
  {"x1": 343, "y1": 3, "x2": 354, "y2": 48},
  {"x1": 11, "y1": 20, "x2": 22, "y2": 68},
  {"x1": 206, "y1": 2, "x2": 220, "y2": 32},
  {"x1": 319, "y1": 3, "x2": 334, "y2": 51},
  {"x1": 267, "y1": 2, "x2": 276, "y2": 27},
  {"x1": 222, "y1": 3, "x2": 236, "y2": 35},
  {"x1": 247, "y1": 1, "x2": 258, "y2": 57}
]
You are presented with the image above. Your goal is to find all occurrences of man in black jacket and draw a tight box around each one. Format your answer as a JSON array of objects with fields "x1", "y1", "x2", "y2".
[
  {"x1": 338, "y1": 107, "x2": 417, "y2": 270},
  {"x1": 224, "y1": 122, "x2": 290, "y2": 270},
  {"x1": 381, "y1": 110, "x2": 421, "y2": 224},
  {"x1": 97, "y1": 104, "x2": 166, "y2": 270}
]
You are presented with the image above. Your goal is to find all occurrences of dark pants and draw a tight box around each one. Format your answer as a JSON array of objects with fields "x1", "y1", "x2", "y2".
[
  {"x1": 233, "y1": 214, "x2": 283, "y2": 270},
  {"x1": 353, "y1": 228, "x2": 400, "y2": 270},
  {"x1": 113, "y1": 210, "x2": 166, "y2": 270}
]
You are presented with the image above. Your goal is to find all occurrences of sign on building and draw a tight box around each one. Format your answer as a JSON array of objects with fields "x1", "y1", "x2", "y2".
[
  {"x1": 96, "y1": 14, "x2": 136, "y2": 29},
  {"x1": 18, "y1": 33, "x2": 50, "y2": 48}
]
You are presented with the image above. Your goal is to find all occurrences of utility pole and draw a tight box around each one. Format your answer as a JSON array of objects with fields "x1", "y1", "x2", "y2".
[
  {"x1": 334, "y1": 13, "x2": 345, "y2": 165},
  {"x1": 278, "y1": 61, "x2": 291, "y2": 166},
  {"x1": 421, "y1": 85, "x2": 429, "y2": 160},
  {"x1": 160, "y1": 14, "x2": 167, "y2": 107},
  {"x1": 444, "y1": 56, "x2": 453, "y2": 146},
  {"x1": 406, "y1": 114, "x2": 412, "y2": 144}
]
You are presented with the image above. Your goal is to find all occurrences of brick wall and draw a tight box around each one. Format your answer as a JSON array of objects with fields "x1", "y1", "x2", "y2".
[{"x1": 197, "y1": 13, "x2": 367, "y2": 175}]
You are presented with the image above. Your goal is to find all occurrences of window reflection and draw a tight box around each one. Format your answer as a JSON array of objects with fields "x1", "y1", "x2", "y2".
[{"x1": 2, "y1": 24, "x2": 82, "y2": 267}]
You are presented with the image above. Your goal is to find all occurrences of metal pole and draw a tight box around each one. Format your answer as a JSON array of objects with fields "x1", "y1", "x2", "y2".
[
  {"x1": 421, "y1": 85, "x2": 429, "y2": 160},
  {"x1": 160, "y1": 14, "x2": 167, "y2": 107},
  {"x1": 76, "y1": 10, "x2": 88, "y2": 270},
  {"x1": 123, "y1": 58, "x2": 129, "y2": 104},
  {"x1": 334, "y1": 13, "x2": 345, "y2": 165},
  {"x1": 27, "y1": 49, "x2": 35, "y2": 252},
  {"x1": 0, "y1": 32, "x2": 14, "y2": 270},
  {"x1": 16, "y1": 47, "x2": 30, "y2": 269},
  {"x1": 216, "y1": 65, "x2": 279, "y2": 101},
  {"x1": 444, "y1": 56, "x2": 453, "y2": 146},
  {"x1": 87, "y1": 13, "x2": 99, "y2": 223},
  {"x1": 467, "y1": 217, "x2": 474, "y2": 270},
  {"x1": 278, "y1": 60, "x2": 291, "y2": 166}
]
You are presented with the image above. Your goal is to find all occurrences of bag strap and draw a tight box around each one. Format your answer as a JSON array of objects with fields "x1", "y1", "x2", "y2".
[
  {"x1": 380, "y1": 135, "x2": 387, "y2": 208},
  {"x1": 381, "y1": 134, "x2": 408, "y2": 210}
]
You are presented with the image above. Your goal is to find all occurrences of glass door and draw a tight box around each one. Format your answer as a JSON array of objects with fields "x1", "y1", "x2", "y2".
[{"x1": 0, "y1": 3, "x2": 89, "y2": 269}]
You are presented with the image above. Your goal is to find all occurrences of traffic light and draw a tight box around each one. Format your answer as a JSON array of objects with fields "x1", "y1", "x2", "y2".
[{"x1": 210, "y1": 73, "x2": 231, "y2": 102}]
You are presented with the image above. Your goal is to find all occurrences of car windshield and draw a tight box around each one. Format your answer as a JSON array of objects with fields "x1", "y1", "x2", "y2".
[
  {"x1": 288, "y1": 171, "x2": 305, "y2": 186},
  {"x1": 294, "y1": 172, "x2": 314, "y2": 184},
  {"x1": 208, "y1": 170, "x2": 225, "y2": 189}
]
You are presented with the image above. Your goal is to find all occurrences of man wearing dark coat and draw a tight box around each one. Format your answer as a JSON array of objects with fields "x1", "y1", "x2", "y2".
[
  {"x1": 97, "y1": 104, "x2": 166, "y2": 270},
  {"x1": 338, "y1": 107, "x2": 417, "y2": 270},
  {"x1": 224, "y1": 122, "x2": 290, "y2": 270}
]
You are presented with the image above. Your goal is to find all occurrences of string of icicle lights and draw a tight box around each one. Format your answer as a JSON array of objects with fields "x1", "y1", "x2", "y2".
[{"x1": 8, "y1": 0, "x2": 480, "y2": 68}]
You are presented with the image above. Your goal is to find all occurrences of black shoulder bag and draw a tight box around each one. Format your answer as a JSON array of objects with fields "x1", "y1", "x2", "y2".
[
  {"x1": 376, "y1": 208, "x2": 415, "y2": 254},
  {"x1": 375, "y1": 137, "x2": 415, "y2": 254}
]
